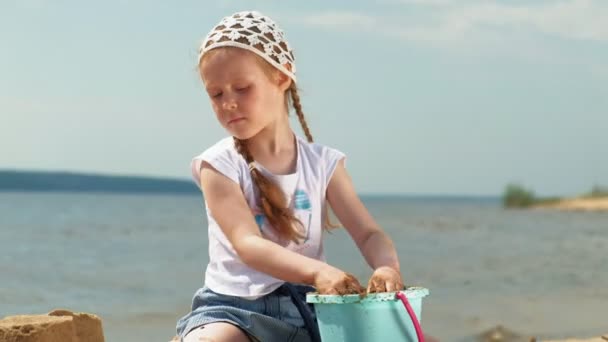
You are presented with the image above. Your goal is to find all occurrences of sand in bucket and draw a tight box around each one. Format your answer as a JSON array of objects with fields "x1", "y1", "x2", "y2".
[{"x1": 306, "y1": 287, "x2": 429, "y2": 342}]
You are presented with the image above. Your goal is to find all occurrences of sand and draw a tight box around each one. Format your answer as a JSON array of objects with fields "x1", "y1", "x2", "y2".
[
  {"x1": 533, "y1": 197, "x2": 608, "y2": 212},
  {"x1": 2, "y1": 311, "x2": 607, "y2": 342},
  {"x1": 545, "y1": 338, "x2": 608, "y2": 342},
  {"x1": 474, "y1": 326, "x2": 608, "y2": 342},
  {"x1": 0, "y1": 310, "x2": 104, "y2": 342}
]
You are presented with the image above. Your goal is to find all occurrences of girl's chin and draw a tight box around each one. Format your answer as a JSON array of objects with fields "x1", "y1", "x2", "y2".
[{"x1": 227, "y1": 128, "x2": 258, "y2": 141}]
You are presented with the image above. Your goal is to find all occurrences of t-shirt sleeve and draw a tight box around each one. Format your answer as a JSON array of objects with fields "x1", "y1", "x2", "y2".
[
  {"x1": 324, "y1": 146, "x2": 346, "y2": 190},
  {"x1": 191, "y1": 148, "x2": 241, "y2": 189}
]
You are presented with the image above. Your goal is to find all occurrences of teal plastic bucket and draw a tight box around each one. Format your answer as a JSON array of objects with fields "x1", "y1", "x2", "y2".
[{"x1": 306, "y1": 287, "x2": 429, "y2": 342}]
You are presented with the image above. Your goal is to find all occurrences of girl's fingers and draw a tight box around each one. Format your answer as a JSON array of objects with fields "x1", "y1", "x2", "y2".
[
  {"x1": 386, "y1": 281, "x2": 403, "y2": 292},
  {"x1": 349, "y1": 281, "x2": 365, "y2": 295},
  {"x1": 366, "y1": 281, "x2": 373, "y2": 294},
  {"x1": 371, "y1": 277, "x2": 405, "y2": 293},
  {"x1": 366, "y1": 277, "x2": 375, "y2": 293},
  {"x1": 326, "y1": 288, "x2": 339, "y2": 295},
  {"x1": 317, "y1": 274, "x2": 365, "y2": 295},
  {"x1": 384, "y1": 281, "x2": 394, "y2": 292},
  {"x1": 343, "y1": 281, "x2": 359, "y2": 295},
  {"x1": 352, "y1": 278, "x2": 365, "y2": 294},
  {"x1": 368, "y1": 278, "x2": 378, "y2": 293},
  {"x1": 338, "y1": 278, "x2": 354, "y2": 295},
  {"x1": 343, "y1": 274, "x2": 362, "y2": 294}
]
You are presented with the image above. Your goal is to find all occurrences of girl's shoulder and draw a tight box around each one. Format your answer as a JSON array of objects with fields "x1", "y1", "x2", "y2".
[
  {"x1": 198, "y1": 136, "x2": 239, "y2": 160},
  {"x1": 296, "y1": 136, "x2": 346, "y2": 165},
  {"x1": 191, "y1": 137, "x2": 244, "y2": 187},
  {"x1": 296, "y1": 136, "x2": 346, "y2": 191}
]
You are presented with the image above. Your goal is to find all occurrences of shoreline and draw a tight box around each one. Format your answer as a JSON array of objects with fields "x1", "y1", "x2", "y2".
[{"x1": 531, "y1": 197, "x2": 608, "y2": 212}]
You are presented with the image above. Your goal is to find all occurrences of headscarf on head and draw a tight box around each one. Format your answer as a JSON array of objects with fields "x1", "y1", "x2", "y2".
[{"x1": 199, "y1": 11, "x2": 297, "y2": 83}]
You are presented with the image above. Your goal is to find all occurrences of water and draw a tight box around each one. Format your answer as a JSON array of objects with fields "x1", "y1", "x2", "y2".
[{"x1": 1, "y1": 192, "x2": 607, "y2": 341}]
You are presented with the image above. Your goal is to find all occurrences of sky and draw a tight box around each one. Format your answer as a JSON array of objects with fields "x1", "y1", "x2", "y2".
[{"x1": 1, "y1": 0, "x2": 607, "y2": 196}]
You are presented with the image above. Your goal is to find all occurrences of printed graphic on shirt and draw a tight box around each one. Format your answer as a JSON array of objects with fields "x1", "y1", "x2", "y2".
[
  {"x1": 254, "y1": 214, "x2": 265, "y2": 233},
  {"x1": 294, "y1": 189, "x2": 311, "y2": 210},
  {"x1": 294, "y1": 189, "x2": 312, "y2": 241}
]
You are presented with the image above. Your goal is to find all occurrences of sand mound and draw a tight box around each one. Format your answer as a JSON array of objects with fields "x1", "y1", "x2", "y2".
[{"x1": 0, "y1": 309, "x2": 104, "y2": 342}]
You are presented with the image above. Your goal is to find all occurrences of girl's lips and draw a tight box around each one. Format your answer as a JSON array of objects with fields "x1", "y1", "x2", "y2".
[{"x1": 228, "y1": 117, "x2": 245, "y2": 124}]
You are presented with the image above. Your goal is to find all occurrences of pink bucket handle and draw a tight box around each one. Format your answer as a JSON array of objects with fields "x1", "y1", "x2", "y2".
[{"x1": 396, "y1": 292, "x2": 425, "y2": 342}]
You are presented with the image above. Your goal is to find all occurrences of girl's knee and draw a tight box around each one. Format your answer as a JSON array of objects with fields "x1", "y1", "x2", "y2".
[{"x1": 183, "y1": 323, "x2": 251, "y2": 342}]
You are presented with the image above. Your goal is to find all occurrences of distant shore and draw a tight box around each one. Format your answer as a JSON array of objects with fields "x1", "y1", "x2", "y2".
[
  {"x1": 0, "y1": 169, "x2": 198, "y2": 194},
  {"x1": 502, "y1": 183, "x2": 608, "y2": 211},
  {"x1": 532, "y1": 196, "x2": 608, "y2": 212}
]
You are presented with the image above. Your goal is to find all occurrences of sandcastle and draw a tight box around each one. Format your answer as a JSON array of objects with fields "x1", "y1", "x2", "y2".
[{"x1": 0, "y1": 310, "x2": 104, "y2": 342}]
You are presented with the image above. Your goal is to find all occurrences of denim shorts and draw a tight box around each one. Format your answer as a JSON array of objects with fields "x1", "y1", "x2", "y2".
[{"x1": 176, "y1": 284, "x2": 319, "y2": 342}]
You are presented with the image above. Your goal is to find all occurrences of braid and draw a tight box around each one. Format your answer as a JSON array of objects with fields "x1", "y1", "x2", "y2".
[
  {"x1": 233, "y1": 137, "x2": 305, "y2": 243},
  {"x1": 233, "y1": 137, "x2": 254, "y2": 164},
  {"x1": 288, "y1": 84, "x2": 340, "y2": 230},
  {"x1": 289, "y1": 84, "x2": 313, "y2": 143}
]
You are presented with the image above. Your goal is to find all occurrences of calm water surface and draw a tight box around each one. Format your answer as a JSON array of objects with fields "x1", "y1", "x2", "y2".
[{"x1": 1, "y1": 192, "x2": 606, "y2": 341}]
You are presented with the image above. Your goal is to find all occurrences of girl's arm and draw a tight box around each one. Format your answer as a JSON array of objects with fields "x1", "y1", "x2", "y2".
[
  {"x1": 199, "y1": 162, "x2": 364, "y2": 294},
  {"x1": 326, "y1": 159, "x2": 403, "y2": 291}
]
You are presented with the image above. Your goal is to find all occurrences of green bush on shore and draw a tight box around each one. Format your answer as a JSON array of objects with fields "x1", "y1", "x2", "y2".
[
  {"x1": 586, "y1": 185, "x2": 608, "y2": 198},
  {"x1": 503, "y1": 183, "x2": 607, "y2": 208},
  {"x1": 503, "y1": 183, "x2": 536, "y2": 208}
]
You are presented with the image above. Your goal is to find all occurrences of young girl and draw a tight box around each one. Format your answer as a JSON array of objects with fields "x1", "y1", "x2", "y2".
[{"x1": 177, "y1": 11, "x2": 405, "y2": 342}]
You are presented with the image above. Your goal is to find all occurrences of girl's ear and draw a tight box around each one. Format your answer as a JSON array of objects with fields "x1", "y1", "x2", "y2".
[{"x1": 276, "y1": 64, "x2": 293, "y2": 92}]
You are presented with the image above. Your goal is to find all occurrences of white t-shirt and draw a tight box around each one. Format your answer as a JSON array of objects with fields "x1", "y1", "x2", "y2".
[{"x1": 190, "y1": 135, "x2": 346, "y2": 298}]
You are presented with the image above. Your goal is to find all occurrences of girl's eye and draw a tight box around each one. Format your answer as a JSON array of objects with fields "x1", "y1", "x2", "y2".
[
  {"x1": 211, "y1": 92, "x2": 222, "y2": 98},
  {"x1": 235, "y1": 85, "x2": 249, "y2": 92}
]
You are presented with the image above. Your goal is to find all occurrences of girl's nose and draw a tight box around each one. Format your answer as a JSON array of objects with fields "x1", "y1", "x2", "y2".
[{"x1": 222, "y1": 97, "x2": 237, "y2": 111}]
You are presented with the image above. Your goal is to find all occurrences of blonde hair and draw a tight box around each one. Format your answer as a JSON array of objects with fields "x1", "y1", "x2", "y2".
[{"x1": 201, "y1": 48, "x2": 338, "y2": 244}]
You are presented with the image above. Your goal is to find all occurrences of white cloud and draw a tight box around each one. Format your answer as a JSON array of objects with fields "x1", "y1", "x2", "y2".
[
  {"x1": 301, "y1": 0, "x2": 608, "y2": 43},
  {"x1": 433, "y1": 0, "x2": 608, "y2": 42},
  {"x1": 381, "y1": 0, "x2": 457, "y2": 5},
  {"x1": 300, "y1": 11, "x2": 377, "y2": 32}
]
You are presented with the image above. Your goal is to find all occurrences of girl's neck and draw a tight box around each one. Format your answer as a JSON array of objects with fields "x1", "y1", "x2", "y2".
[
  {"x1": 248, "y1": 116, "x2": 295, "y2": 157},
  {"x1": 247, "y1": 116, "x2": 298, "y2": 175}
]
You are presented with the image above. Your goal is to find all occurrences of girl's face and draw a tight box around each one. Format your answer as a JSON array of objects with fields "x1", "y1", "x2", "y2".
[{"x1": 200, "y1": 48, "x2": 289, "y2": 140}]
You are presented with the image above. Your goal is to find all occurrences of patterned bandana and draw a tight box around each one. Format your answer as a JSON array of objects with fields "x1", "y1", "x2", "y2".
[{"x1": 198, "y1": 11, "x2": 297, "y2": 82}]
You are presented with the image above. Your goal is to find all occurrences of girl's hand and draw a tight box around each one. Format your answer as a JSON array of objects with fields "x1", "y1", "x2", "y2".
[
  {"x1": 313, "y1": 265, "x2": 366, "y2": 295},
  {"x1": 367, "y1": 266, "x2": 404, "y2": 293}
]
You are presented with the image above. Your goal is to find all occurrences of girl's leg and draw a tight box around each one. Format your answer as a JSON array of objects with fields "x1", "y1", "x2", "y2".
[{"x1": 183, "y1": 323, "x2": 252, "y2": 342}]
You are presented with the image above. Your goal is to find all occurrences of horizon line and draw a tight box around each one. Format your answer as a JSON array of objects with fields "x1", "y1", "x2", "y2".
[{"x1": 0, "y1": 168, "x2": 502, "y2": 198}]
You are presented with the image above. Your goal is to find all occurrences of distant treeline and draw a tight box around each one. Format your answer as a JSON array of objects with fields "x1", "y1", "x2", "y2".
[
  {"x1": 502, "y1": 183, "x2": 608, "y2": 208},
  {"x1": 0, "y1": 170, "x2": 199, "y2": 194}
]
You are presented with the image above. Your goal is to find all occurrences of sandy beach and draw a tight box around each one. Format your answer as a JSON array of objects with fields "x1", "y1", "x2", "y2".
[
  {"x1": 3, "y1": 312, "x2": 608, "y2": 342},
  {"x1": 545, "y1": 338, "x2": 608, "y2": 342},
  {"x1": 532, "y1": 197, "x2": 608, "y2": 212},
  {"x1": 475, "y1": 325, "x2": 608, "y2": 341}
]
